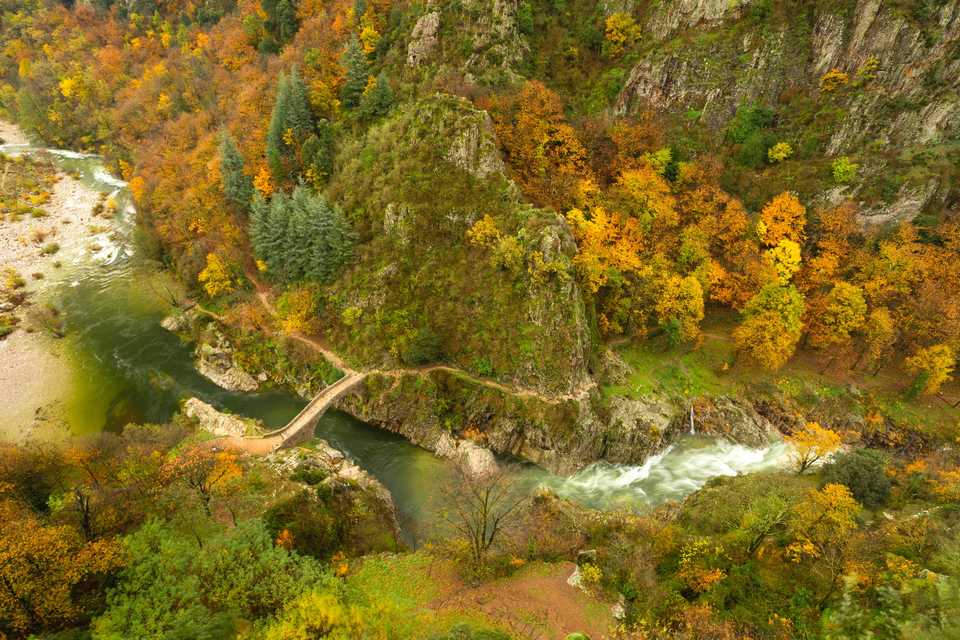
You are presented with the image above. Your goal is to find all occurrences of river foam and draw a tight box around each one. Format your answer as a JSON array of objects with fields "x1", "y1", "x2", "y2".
[{"x1": 539, "y1": 436, "x2": 792, "y2": 510}]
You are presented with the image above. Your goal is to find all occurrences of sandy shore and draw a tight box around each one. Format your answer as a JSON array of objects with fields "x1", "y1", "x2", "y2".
[
  {"x1": 0, "y1": 120, "x2": 111, "y2": 441},
  {"x1": 0, "y1": 120, "x2": 29, "y2": 146},
  {"x1": 0, "y1": 174, "x2": 104, "y2": 295}
]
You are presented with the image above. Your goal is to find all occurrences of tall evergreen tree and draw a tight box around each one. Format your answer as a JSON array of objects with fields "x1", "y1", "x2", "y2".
[
  {"x1": 261, "y1": 0, "x2": 299, "y2": 51},
  {"x1": 266, "y1": 67, "x2": 314, "y2": 183},
  {"x1": 219, "y1": 131, "x2": 253, "y2": 211},
  {"x1": 301, "y1": 119, "x2": 335, "y2": 184},
  {"x1": 340, "y1": 36, "x2": 369, "y2": 110},
  {"x1": 249, "y1": 187, "x2": 352, "y2": 283},
  {"x1": 250, "y1": 193, "x2": 285, "y2": 275},
  {"x1": 359, "y1": 74, "x2": 393, "y2": 119}
]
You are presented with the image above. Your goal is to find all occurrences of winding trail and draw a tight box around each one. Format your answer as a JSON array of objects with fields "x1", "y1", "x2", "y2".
[
  {"x1": 249, "y1": 284, "x2": 597, "y2": 405},
  {"x1": 211, "y1": 276, "x2": 597, "y2": 455}
]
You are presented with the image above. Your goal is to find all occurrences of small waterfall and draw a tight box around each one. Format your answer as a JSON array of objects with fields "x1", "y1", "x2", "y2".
[{"x1": 689, "y1": 405, "x2": 695, "y2": 435}]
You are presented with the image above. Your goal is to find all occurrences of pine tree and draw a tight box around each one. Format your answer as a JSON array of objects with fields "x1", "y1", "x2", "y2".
[
  {"x1": 250, "y1": 193, "x2": 284, "y2": 275},
  {"x1": 249, "y1": 188, "x2": 352, "y2": 283},
  {"x1": 266, "y1": 67, "x2": 315, "y2": 184},
  {"x1": 359, "y1": 74, "x2": 393, "y2": 119},
  {"x1": 302, "y1": 119, "x2": 335, "y2": 182},
  {"x1": 219, "y1": 131, "x2": 253, "y2": 211},
  {"x1": 340, "y1": 37, "x2": 369, "y2": 110},
  {"x1": 261, "y1": 0, "x2": 299, "y2": 50}
]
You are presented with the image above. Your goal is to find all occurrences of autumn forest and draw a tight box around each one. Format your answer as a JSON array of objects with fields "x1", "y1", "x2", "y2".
[{"x1": 1, "y1": 0, "x2": 960, "y2": 636}]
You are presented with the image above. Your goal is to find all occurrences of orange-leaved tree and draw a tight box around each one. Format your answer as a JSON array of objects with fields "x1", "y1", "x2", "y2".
[{"x1": 758, "y1": 192, "x2": 806, "y2": 247}]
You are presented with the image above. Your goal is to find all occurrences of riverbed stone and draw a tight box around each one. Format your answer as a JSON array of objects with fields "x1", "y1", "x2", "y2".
[
  {"x1": 194, "y1": 330, "x2": 259, "y2": 392},
  {"x1": 692, "y1": 396, "x2": 781, "y2": 447},
  {"x1": 435, "y1": 432, "x2": 499, "y2": 477}
]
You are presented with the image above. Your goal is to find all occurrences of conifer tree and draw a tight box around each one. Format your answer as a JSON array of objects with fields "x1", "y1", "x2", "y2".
[
  {"x1": 249, "y1": 188, "x2": 352, "y2": 283},
  {"x1": 301, "y1": 119, "x2": 334, "y2": 184},
  {"x1": 250, "y1": 193, "x2": 285, "y2": 276},
  {"x1": 219, "y1": 131, "x2": 253, "y2": 211},
  {"x1": 266, "y1": 67, "x2": 314, "y2": 183},
  {"x1": 340, "y1": 37, "x2": 369, "y2": 110},
  {"x1": 360, "y1": 74, "x2": 393, "y2": 119},
  {"x1": 261, "y1": 0, "x2": 299, "y2": 50}
]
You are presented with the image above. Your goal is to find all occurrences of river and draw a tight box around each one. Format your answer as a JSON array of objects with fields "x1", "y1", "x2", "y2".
[{"x1": 0, "y1": 134, "x2": 790, "y2": 535}]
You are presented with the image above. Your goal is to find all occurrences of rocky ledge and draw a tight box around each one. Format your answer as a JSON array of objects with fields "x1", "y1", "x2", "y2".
[
  {"x1": 265, "y1": 445, "x2": 401, "y2": 541},
  {"x1": 337, "y1": 369, "x2": 785, "y2": 475},
  {"x1": 161, "y1": 312, "x2": 263, "y2": 392},
  {"x1": 183, "y1": 397, "x2": 264, "y2": 438},
  {"x1": 195, "y1": 339, "x2": 261, "y2": 393}
]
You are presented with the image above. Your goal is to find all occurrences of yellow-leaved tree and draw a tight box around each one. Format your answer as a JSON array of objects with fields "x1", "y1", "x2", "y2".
[
  {"x1": 197, "y1": 253, "x2": 235, "y2": 298},
  {"x1": 786, "y1": 422, "x2": 842, "y2": 473},
  {"x1": 764, "y1": 238, "x2": 802, "y2": 284},
  {"x1": 732, "y1": 283, "x2": 806, "y2": 371},
  {"x1": 655, "y1": 273, "x2": 705, "y2": 345},
  {"x1": 786, "y1": 483, "x2": 860, "y2": 605},
  {"x1": 565, "y1": 206, "x2": 643, "y2": 293},
  {"x1": 808, "y1": 281, "x2": 867, "y2": 351},
  {"x1": 905, "y1": 344, "x2": 955, "y2": 396}
]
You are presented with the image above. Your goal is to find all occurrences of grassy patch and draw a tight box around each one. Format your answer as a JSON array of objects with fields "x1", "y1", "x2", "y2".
[
  {"x1": 0, "y1": 153, "x2": 57, "y2": 222},
  {"x1": 605, "y1": 314, "x2": 959, "y2": 446}
]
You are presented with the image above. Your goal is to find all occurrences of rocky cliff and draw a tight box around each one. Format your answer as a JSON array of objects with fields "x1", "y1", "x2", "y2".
[
  {"x1": 324, "y1": 94, "x2": 593, "y2": 396},
  {"x1": 336, "y1": 368, "x2": 782, "y2": 474},
  {"x1": 615, "y1": 0, "x2": 959, "y2": 222}
]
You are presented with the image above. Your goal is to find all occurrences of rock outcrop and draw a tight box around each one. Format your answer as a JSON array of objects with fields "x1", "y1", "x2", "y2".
[
  {"x1": 692, "y1": 396, "x2": 781, "y2": 448},
  {"x1": 459, "y1": 0, "x2": 529, "y2": 82},
  {"x1": 407, "y1": 11, "x2": 440, "y2": 67},
  {"x1": 435, "y1": 432, "x2": 499, "y2": 477},
  {"x1": 644, "y1": 0, "x2": 753, "y2": 40},
  {"x1": 616, "y1": 0, "x2": 960, "y2": 224},
  {"x1": 336, "y1": 365, "x2": 788, "y2": 475},
  {"x1": 265, "y1": 445, "x2": 401, "y2": 539},
  {"x1": 183, "y1": 397, "x2": 264, "y2": 437},
  {"x1": 194, "y1": 330, "x2": 260, "y2": 392},
  {"x1": 326, "y1": 95, "x2": 592, "y2": 396}
]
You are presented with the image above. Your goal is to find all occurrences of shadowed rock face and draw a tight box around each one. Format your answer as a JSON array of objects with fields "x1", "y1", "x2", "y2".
[
  {"x1": 615, "y1": 0, "x2": 960, "y2": 224},
  {"x1": 337, "y1": 369, "x2": 785, "y2": 475}
]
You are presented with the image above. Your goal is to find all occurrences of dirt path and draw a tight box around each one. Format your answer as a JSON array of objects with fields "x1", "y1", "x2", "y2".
[
  {"x1": 249, "y1": 280, "x2": 597, "y2": 406},
  {"x1": 431, "y1": 561, "x2": 612, "y2": 639}
]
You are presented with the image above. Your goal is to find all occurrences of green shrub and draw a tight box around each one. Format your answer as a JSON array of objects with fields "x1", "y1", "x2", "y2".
[
  {"x1": 832, "y1": 156, "x2": 859, "y2": 184},
  {"x1": 517, "y1": 1, "x2": 533, "y2": 35},
  {"x1": 431, "y1": 623, "x2": 511, "y2": 640},
  {"x1": 401, "y1": 327, "x2": 443, "y2": 365},
  {"x1": 0, "y1": 314, "x2": 17, "y2": 338},
  {"x1": 290, "y1": 466, "x2": 329, "y2": 485},
  {"x1": 263, "y1": 490, "x2": 342, "y2": 559},
  {"x1": 725, "y1": 103, "x2": 775, "y2": 145},
  {"x1": 40, "y1": 242, "x2": 60, "y2": 255},
  {"x1": 820, "y1": 449, "x2": 890, "y2": 508},
  {"x1": 737, "y1": 131, "x2": 776, "y2": 168},
  {"x1": 472, "y1": 356, "x2": 494, "y2": 377}
]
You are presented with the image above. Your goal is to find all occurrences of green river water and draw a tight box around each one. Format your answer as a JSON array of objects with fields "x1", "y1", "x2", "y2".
[{"x1": 2, "y1": 141, "x2": 790, "y2": 536}]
